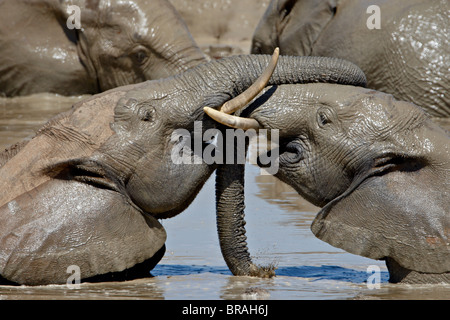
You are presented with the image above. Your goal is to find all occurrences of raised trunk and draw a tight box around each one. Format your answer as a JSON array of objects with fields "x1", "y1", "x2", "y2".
[
  {"x1": 192, "y1": 54, "x2": 366, "y2": 102},
  {"x1": 198, "y1": 54, "x2": 366, "y2": 277}
]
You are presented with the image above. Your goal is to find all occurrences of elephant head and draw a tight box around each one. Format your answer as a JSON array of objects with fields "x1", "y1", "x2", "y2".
[
  {"x1": 61, "y1": 0, "x2": 208, "y2": 90},
  {"x1": 0, "y1": 0, "x2": 209, "y2": 96},
  {"x1": 0, "y1": 50, "x2": 366, "y2": 285},
  {"x1": 206, "y1": 82, "x2": 450, "y2": 283}
]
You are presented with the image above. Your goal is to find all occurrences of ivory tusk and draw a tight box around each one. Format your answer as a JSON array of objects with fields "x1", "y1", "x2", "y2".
[
  {"x1": 219, "y1": 47, "x2": 279, "y2": 115},
  {"x1": 204, "y1": 107, "x2": 261, "y2": 130}
]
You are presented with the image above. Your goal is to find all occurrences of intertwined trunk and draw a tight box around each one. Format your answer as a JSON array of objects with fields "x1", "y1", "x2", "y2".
[
  {"x1": 216, "y1": 162, "x2": 275, "y2": 277},
  {"x1": 186, "y1": 53, "x2": 367, "y2": 276}
]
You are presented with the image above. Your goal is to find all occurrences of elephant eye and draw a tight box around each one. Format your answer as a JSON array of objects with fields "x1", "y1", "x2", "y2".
[
  {"x1": 319, "y1": 112, "x2": 329, "y2": 125},
  {"x1": 316, "y1": 107, "x2": 334, "y2": 127},
  {"x1": 138, "y1": 106, "x2": 156, "y2": 122},
  {"x1": 133, "y1": 49, "x2": 148, "y2": 64},
  {"x1": 280, "y1": 0, "x2": 296, "y2": 21}
]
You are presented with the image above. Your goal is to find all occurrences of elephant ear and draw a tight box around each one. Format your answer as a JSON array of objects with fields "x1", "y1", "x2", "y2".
[
  {"x1": 0, "y1": 159, "x2": 166, "y2": 285},
  {"x1": 311, "y1": 168, "x2": 450, "y2": 274}
]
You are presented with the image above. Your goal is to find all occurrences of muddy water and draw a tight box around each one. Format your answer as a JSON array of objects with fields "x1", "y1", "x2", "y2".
[{"x1": 0, "y1": 94, "x2": 449, "y2": 300}]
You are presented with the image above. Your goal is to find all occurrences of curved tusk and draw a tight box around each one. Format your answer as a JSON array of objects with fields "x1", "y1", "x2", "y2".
[
  {"x1": 219, "y1": 47, "x2": 279, "y2": 115},
  {"x1": 204, "y1": 107, "x2": 261, "y2": 130}
]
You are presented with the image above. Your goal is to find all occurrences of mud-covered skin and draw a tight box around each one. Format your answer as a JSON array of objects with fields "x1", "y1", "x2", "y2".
[
  {"x1": 0, "y1": 90, "x2": 168, "y2": 285},
  {"x1": 0, "y1": 54, "x2": 366, "y2": 285},
  {"x1": 0, "y1": 0, "x2": 207, "y2": 97},
  {"x1": 245, "y1": 83, "x2": 449, "y2": 283},
  {"x1": 251, "y1": 0, "x2": 449, "y2": 118}
]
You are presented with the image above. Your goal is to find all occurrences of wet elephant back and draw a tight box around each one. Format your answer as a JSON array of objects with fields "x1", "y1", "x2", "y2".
[
  {"x1": 311, "y1": 0, "x2": 449, "y2": 118},
  {"x1": 0, "y1": 178, "x2": 166, "y2": 285}
]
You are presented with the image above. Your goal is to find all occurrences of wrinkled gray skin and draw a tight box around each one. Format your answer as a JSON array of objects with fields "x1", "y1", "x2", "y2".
[
  {"x1": 219, "y1": 83, "x2": 449, "y2": 284},
  {"x1": 0, "y1": 54, "x2": 366, "y2": 285},
  {"x1": 251, "y1": 0, "x2": 449, "y2": 118},
  {"x1": 0, "y1": 0, "x2": 208, "y2": 97}
]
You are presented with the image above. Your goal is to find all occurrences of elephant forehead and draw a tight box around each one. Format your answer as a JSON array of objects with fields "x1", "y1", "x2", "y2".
[
  {"x1": 250, "y1": 83, "x2": 427, "y2": 138},
  {"x1": 249, "y1": 84, "x2": 362, "y2": 129},
  {"x1": 342, "y1": 91, "x2": 427, "y2": 137},
  {"x1": 101, "y1": 0, "x2": 145, "y2": 23},
  {"x1": 250, "y1": 84, "x2": 323, "y2": 118}
]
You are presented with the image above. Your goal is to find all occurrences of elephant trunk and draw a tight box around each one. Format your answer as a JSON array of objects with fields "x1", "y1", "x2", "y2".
[
  {"x1": 191, "y1": 54, "x2": 366, "y2": 106},
  {"x1": 187, "y1": 53, "x2": 366, "y2": 277},
  {"x1": 268, "y1": 55, "x2": 367, "y2": 87},
  {"x1": 216, "y1": 163, "x2": 275, "y2": 277}
]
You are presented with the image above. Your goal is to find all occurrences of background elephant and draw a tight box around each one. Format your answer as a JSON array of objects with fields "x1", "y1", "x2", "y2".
[
  {"x1": 207, "y1": 81, "x2": 450, "y2": 284},
  {"x1": 0, "y1": 52, "x2": 365, "y2": 285},
  {"x1": 0, "y1": 0, "x2": 208, "y2": 97},
  {"x1": 251, "y1": 0, "x2": 449, "y2": 119}
]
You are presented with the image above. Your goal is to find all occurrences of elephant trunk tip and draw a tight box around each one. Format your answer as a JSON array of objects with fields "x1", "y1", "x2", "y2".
[{"x1": 249, "y1": 263, "x2": 277, "y2": 278}]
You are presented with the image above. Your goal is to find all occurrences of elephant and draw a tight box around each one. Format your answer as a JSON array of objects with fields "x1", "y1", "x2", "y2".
[
  {"x1": 0, "y1": 49, "x2": 367, "y2": 285},
  {"x1": 250, "y1": 0, "x2": 450, "y2": 119},
  {"x1": 205, "y1": 77, "x2": 450, "y2": 284},
  {"x1": 0, "y1": 0, "x2": 208, "y2": 97}
]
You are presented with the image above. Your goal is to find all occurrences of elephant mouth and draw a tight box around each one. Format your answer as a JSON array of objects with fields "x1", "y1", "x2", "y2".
[{"x1": 47, "y1": 158, "x2": 183, "y2": 221}]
